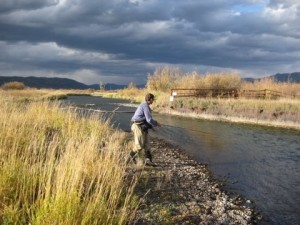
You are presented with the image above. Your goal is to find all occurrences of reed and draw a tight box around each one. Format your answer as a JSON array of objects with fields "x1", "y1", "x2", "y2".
[
  {"x1": 241, "y1": 77, "x2": 300, "y2": 97},
  {"x1": 103, "y1": 87, "x2": 147, "y2": 103},
  {"x1": 0, "y1": 95, "x2": 138, "y2": 224},
  {"x1": 146, "y1": 67, "x2": 242, "y2": 91},
  {"x1": 146, "y1": 66, "x2": 182, "y2": 91},
  {"x1": 145, "y1": 66, "x2": 300, "y2": 97},
  {"x1": 0, "y1": 88, "x2": 95, "y2": 102}
]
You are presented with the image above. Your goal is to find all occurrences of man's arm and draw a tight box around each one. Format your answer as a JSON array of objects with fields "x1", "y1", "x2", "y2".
[{"x1": 144, "y1": 104, "x2": 159, "y2": 127}]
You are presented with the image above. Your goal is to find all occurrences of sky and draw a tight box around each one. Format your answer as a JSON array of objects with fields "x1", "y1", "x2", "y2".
[{"x1": 0, "y1": 0, "x2": 300, "y2": 85}]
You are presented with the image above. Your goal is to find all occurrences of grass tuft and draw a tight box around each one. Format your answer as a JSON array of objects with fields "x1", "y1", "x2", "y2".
[{"x1": 0, "y1": 96, "x2": 138, "y2": 225}]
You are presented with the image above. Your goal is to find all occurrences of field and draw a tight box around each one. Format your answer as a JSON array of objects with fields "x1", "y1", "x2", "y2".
[{"x1": 0, "y1": 91, "x2": 138, "y2": 225}]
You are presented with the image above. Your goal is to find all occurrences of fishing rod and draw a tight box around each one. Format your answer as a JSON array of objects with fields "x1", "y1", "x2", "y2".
[
  {"x1": 63, "y1": 107, "x2": 211, "y2": 135},
  {"x1": 67, "y1": 106, "x2": 135, "y2": 113}
]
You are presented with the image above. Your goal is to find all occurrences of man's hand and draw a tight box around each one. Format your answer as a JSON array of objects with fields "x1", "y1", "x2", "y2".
[{"x1": 152, "y1": 121, "x2": 161, "y2": 131}]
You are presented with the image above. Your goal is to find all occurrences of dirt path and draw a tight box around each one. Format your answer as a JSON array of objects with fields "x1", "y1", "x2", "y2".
[{"x1": 127, "y1": 137, "x2": 261, "y2": 225}]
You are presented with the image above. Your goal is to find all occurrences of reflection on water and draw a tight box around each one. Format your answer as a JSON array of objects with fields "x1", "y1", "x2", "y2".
[
  {"x1": 63, "y1": 96, "x2": 300, "y2": 225},
  {"x1": 154, "y1": 115, "x2": 300, "y2": 225}
]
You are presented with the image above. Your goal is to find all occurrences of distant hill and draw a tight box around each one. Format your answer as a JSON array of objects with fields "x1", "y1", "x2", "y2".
[
  {"x1": 270, "y1": 72, "x2": 300, "y2": 83},
  {"x1": 244, "y1": 72, "x2": 300, "y2": 83},
  {"x1": 0, "y1": 76, "x2": 144, "y2": 90},
  {"x1": 1, "y1": 74, "x2": 298, "y2": 90},
  {"x1": 99, "y1": 83, "x2": 145, "y2": 90},
  {"x1": 243, "y1": 78, "x2": 256, "y2": 83},
  {"x1": 90, "y1": 83, "x2": 127, "y2": 90},
  {"x1": 0, "y1": 76, "x2": 89, "y2": 89}
]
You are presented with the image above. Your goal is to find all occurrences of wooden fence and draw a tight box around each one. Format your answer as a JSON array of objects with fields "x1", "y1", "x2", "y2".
[
  {"x1": 170, "y1": 88, "x2": 238, "y2": 98},
  {"x1": 239, "y1": 89, "x2": 282, "y2": 99},
  {"x1": 170, "y1": 88, "x2": 300, "y2": 99}
]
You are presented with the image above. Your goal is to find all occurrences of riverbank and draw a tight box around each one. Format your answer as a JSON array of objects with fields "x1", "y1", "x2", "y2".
[
  {"x1": 127, "y1": 136, "x2": 261, "y2": 225},
  {"x1": 157, "y1": 106, "x2": 300, "y2": 130},
  {"x1": 99, "y1": 90, "x2": 300, "y2": 131}
]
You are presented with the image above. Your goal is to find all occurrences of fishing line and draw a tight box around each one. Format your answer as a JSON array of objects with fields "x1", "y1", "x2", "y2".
[
  {"x1": 66, "y1": 106, "x2": 135, "y2": 113},
  {"x1": 161, "y1": 124, "x2": 212, "y2": 135}
]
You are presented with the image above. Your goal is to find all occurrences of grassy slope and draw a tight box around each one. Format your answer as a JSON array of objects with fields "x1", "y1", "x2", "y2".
[{"x1": 0, "y1": 92, "x2": 137, "y2": 225}]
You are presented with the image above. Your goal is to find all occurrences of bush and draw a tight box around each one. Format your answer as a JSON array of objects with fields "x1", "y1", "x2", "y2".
[
  {"x1": 241, "y1": 78, "x2": 300, "y2": 98},
  {"x1": 146, "y1": 67, "x2": 183, "y2": 92},
  {"x1": 2, "y1": 82, "x2": 26, "y2": 90},
  {"x1": 203, "y1": 73, "x2": 242, "y2": 89},
  {"x1": 127, "y1": 82, "x2": 137, "y2": 89},
  {"x1": 146, "y1": 66, "x2": 242, "y2": 91}
]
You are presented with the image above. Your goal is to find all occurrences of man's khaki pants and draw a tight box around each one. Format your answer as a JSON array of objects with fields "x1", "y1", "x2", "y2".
[{"x1": 131, "y1": 123, "x2": 150, "y2": 154}]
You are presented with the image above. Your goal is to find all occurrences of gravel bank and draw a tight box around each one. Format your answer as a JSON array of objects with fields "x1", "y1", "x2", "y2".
[{"x1": 127, "y1": 136, "x2": 261, "y2": 225}]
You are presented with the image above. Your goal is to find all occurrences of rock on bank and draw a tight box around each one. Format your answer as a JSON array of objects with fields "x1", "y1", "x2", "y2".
[{"x1": 128, "y1": 137, "x2": 261, "y2": 225}]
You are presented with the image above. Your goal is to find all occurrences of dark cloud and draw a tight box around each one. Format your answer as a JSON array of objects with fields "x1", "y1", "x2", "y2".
[
  {"x1": 0, "y1": 0, "x2": 300, "y2": 84},
  {"x1": 0, "y1": 0, "x2": 58, "y2": 13}
]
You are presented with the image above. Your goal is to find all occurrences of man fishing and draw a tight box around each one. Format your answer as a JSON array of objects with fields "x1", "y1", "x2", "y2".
[{"x1": 128, "y1": 93, "x2": 161, "y2": 166}]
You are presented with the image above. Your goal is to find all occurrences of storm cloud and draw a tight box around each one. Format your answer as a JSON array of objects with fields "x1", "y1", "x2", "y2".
[{"x1": 0, "y1": 0, "x2": 300, "y2": 84}]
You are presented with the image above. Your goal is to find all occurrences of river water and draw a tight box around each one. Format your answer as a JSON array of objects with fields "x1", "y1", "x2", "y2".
[{"x1": 63, "y1": 96, "x2": 300, "y2": 225}]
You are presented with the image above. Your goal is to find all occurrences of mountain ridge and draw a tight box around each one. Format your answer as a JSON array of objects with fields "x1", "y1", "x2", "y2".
[
  {"x1": 0, "y1": 73, "x2": 299, "y2": 90},
  {"x1": 244, "y1": 72, "x2": 300, "y2": 83},
  {"x1": 0, "y1": 76, "x2": 144, "y2": 90}
]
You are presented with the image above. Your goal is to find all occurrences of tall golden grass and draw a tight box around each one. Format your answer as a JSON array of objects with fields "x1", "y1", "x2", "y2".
[
  {"x1": 0, "y1": 88, "x2": 95, "y2": 103},
  {"x1": 104, "y1": 87, "x2": 147, "y2": 103},
  {"x1": 0, "y1": 95, "x2": 137, "y2": 224},
  {"x1": 146, "y1": 66, "x2": 300, "y2": 97},
  {"x1": 146, "y1": 67, "x2": 182, "y2": 91},
  {"x1": 146, "y1": 67, "x2": 243, "y2": 91},
  {"x1": 241, "y1": 77, "x2": 300, "y2": 97},
  {"x1": 1, "y1": 81, "x2": 26, "y2": 90},
  {"x1": 175, "y1": 72, "x2": 242, "y2": 90}
]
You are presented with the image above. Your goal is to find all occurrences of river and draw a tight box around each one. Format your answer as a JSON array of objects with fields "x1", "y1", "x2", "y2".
[{"x1": 63, "y1": 96, "x2": 300, "y2": 225}]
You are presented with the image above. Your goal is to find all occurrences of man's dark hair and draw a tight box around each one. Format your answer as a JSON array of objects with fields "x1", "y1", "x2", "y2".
[{"x1": 145, "y1": 93, "x2": 155, "y2": 101}]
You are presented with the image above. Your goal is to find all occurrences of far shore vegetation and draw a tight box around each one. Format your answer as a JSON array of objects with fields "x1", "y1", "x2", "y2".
[
  {"x1": 0, "y1": 67, "x2": 299, "y2": 224},
  {"x1": 102, "y1": 66, "x2": 300, "y2": 130}
]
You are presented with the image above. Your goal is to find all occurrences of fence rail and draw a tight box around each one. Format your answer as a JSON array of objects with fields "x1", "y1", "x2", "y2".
[
  {"x1": 171, "y1": 88, "x2": 238, "y2": 98},
  {"x1": 170, "y1": 88, "x2": 300, "y2": 100}
]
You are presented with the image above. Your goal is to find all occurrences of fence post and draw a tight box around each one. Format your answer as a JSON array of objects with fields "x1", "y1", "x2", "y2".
[{"x1": 264, "y1": 89, "x2": 267, "y2": 99}]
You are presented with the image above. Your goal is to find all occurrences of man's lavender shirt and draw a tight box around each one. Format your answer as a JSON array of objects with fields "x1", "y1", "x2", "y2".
[{"x1": 131, "y1": 102, "x2": 158, "y2": 127}]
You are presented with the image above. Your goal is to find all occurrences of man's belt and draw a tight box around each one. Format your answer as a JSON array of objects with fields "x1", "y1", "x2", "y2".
[{"x1": 131, "y1": 120, "x2": 144, "y2": 125}]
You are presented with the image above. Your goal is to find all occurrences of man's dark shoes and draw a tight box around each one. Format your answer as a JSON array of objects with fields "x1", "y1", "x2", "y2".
[
  {"x1": 126, "y1": 151, "x2": 137, "y2": 164},
  {"x1": 145, "y1": 158, "x2": 157, "y2": 167}
]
